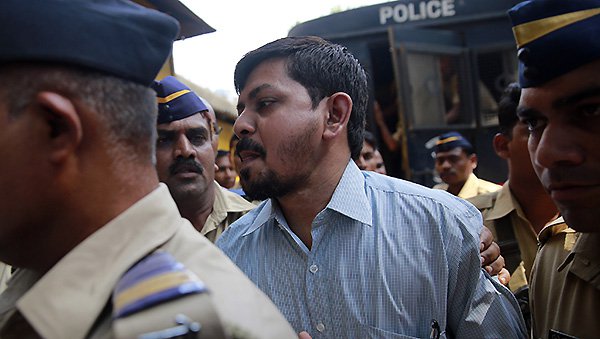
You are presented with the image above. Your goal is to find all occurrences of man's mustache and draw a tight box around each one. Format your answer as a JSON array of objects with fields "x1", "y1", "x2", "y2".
[
  {"x1": 236, "y1": 138, "x2": 267, "y2": 159},
  {"x1": 169, "y1": 157, "x2": 204, "y2": 176}
]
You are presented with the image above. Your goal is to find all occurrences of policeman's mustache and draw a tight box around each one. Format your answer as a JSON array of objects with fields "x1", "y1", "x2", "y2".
[
  {"x1": 235, "y1": 138, "x2": 267, "y2": 159},
  {"x1": 169, "y1": 157, "x2": 204, "y2": 176}
]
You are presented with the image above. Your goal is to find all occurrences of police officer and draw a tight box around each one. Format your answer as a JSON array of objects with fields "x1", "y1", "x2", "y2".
[
  {"x1": 468, "y1": 83, "x2": 559, "y2": 333},
  {"x1": 432, "y1": 131, "x2": 501, "y2": 198},
  {"x1": 0, "y1": 1, "x2": 294, "y2": 338},
  {"x1": 508, "y1": 0, "x2": 600, "y2": 337},
  {"x1": 153, "y1": 76, "x2": 256, "y2": 243}
]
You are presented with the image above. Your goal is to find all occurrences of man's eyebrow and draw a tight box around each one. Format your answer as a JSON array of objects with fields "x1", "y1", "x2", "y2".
[
  {"x1": 237, "y1": 83, "x2": 274, "y2": 114},
  {"x1": 248, "y1": 83, "x2": 273, "y2": 100},
  {"x1": 516, "y1": 106, "x2": 540, "y2": 119},
  {"x1": 157, "y1": 129, "x2": 174, "y2": 136},
  {"x1": 186, "y1": 127, "x2": 209, "y2": 135},
  {"x1": 554, "y1": 86, "x2": 600, "y2": 109},
  {"x1": 157, "y1": 126, "x2": 209, "y2": 135}
]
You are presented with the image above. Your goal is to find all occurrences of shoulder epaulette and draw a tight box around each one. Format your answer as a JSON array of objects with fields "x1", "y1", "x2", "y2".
[{"x1": 113, "y1": 251, "x2": 207, "y2": 319}]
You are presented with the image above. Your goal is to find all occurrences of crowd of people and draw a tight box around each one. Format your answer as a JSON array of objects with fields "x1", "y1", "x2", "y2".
[{"x1": 0, "y1": 0, "x2": 598, "y2": 338}]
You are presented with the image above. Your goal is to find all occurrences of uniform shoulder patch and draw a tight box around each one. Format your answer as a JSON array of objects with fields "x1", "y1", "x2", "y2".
[{"x1": 113, "y1": 251, "x2": 207, "y2": 319}]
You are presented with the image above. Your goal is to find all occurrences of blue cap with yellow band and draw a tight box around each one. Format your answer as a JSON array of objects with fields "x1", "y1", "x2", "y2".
[
  {"x1": 152, "y1": 76, "x2": 208, "y2": 124},
  {"x1": 508, "y1": 0, "x2": 600, "y2": 88},
  {"x1": 0, "y1": 0, "x2": 179, "y2": 86},
  {"x1": 434, "y1": 131, "x2": 473, "y2": 153}
]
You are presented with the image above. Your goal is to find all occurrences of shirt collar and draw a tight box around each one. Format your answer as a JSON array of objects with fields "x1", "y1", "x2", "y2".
[
  {"x1": 204, "y1": 181, "x2": 254, "y2": 236},
  {"x1": 325, "y1": 160, "x2": 372, "y2": 226},
  {"x1": 485, "y1": 183, "x2": 518, "y2": 220},
  {"x1": 243, "y1": 199, "x2": 275, "y2": 237},
  {"x1": 242, "y1": 160, "x2": 372, "y2": 236},
  {"x1": 537, "y1": 216, "x2": 572, "y2": 245},
  {"x1": 458, "y1": 173, "x2": 480, "y2": 198}
]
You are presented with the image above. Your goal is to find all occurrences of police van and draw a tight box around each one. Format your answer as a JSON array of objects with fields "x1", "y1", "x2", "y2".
[{"x1": 289, "y1": 0, "x2": 521, "y2": 186}]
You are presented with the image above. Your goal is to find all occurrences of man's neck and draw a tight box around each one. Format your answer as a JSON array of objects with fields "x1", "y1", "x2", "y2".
[
  {"x1": 448, "y1": 182, "x2": 466, "y2": 196},
  {"x1": 509, "y1": 178, "x2": 558, "y2": 234},
  {"x1": 24, "y1": 162, "x2": 161, "y2": 274},
  {"x1": 176, "y1": 184, "x2": 215, "y2": 232},
  {"x1": 276, "y1": 160, "x2": 349, "y2": 250}
]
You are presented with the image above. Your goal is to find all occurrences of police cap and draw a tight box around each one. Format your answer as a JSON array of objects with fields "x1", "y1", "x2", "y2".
[
  {"x1": 434, "y1": 131, "x2": 473, "y2": 154},
  {"x1": 0, "y1": 0, "x2": 180, "y2": 86},
  {"x1": 152, "y1": 76, "x2": 208, "y2": 124},
  {"x1": 508, "y1": 0, "x2": 600, "y2": 88}
]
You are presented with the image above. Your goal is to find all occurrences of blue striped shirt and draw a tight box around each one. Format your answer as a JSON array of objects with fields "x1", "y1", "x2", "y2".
[{"x1": 217, "y1": 161, "x2": 526, "y2": 338}]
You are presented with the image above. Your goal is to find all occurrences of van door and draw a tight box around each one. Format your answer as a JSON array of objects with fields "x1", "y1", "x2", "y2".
[{"x1": 388, "y1": 26, "x2": 472, "y2": 184}]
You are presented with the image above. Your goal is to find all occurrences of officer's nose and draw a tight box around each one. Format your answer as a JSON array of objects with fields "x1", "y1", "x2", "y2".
[
  {"x1": 533, "y1": 122, "x2": 584, "y2": 170},
  {"x1": 173, "y1": 135, "x2": 196, "y2": 159}
]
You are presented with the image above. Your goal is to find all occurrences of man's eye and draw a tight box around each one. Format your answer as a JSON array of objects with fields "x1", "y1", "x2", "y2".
[
  {"x1": 157, "y1": 136, "x2": 171, "y2": 146},
  {"x1": 522, "y1": 117, "x2": 547, "y2": 134},
  {"x1": 188, "y1": 134, "x2": 208, "y2": 146},
  {"x1": 519, "y1": 117, "x2": 538, "y2": 132},
  {"x1": 257, "y1": 99, "x2": 275, "y2": 110},
  {"x1": 581, "y1": 104, "x2": 600, "y2": 117}
]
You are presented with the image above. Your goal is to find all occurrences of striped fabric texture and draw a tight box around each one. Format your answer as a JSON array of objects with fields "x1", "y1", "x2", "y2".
[{"x1": 217, "y1": 161, "x2": 526, "y2": 338}]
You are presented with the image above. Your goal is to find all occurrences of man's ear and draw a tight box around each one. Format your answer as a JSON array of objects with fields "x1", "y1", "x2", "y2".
[
  {"x1": 35, "y1": 91, "x2": 83, "y2": 164},
  {"x1": 323, "y1": 92, "x2": 352, "y2": 140},
  {"x1": 468, "y1": 153, "x2": 478, "y2": 170},
  {"x1": 492, "y1": 133, "x2": 510, "y2": 160}
]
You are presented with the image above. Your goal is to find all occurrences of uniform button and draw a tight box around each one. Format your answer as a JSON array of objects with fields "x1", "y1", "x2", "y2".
[
  {"x1": 309, "y1": 264, "x2": 318, "y2": 273},
  {"x1": 316, "y1": 323, "x2": 325, "y2": 332}
]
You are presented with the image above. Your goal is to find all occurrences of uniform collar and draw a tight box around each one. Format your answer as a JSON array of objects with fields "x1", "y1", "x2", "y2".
[
  {"x1": 485, "y1": 182, "x2": 520, "y2": 220},
  {"x1": 14, "y1": 184, "x2": 182, "y2": 339},
  {"x1": 457, "y1": 173, "x2": 480, "y2": 199},
  {"x1": 537, "y1": 216, "x2": 572, "y2": 245},
  {"x1": 243, "y1": 160, "x2": 372, "y2": 237},
  {"x1": 203, "y1": 181, "x2": 254, "y2": 236}
]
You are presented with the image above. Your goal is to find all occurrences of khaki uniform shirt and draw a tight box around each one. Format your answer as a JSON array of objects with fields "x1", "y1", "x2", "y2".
[
  {"x1": 468, "y1": 183, "x2": 539, "y2": 292},
  {"x1": 202, "y1": 182, "x2": 256, "y2": 243},
  {"x1": 530, "y1": 219, "x2": 600, "y2": 339},
  {"x1": 0, "y1": 184, "x2": 295, "y2": 339},
  {"x1": 433, "y1": 173, "x2": 501, "y2": 199}
]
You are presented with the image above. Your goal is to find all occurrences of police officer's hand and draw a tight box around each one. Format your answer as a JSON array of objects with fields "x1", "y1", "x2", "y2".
[
  {"x1": 299, "y1": 331, "x2": 312, "y2": 339},
  {"x1": 497, "y1": 267, "x2": 510, "y2": 286},
  {"x1": 479, "y1": 226, "x2": 508, "y2": 279}
]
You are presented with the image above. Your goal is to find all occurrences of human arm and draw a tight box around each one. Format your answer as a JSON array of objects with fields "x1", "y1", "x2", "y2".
[
  {"x1": 373, "y1": 101, "x2": 400, "y2": 153},
  {"x1": 446, "y1": 208, "x2": 526, "y2": 338}
]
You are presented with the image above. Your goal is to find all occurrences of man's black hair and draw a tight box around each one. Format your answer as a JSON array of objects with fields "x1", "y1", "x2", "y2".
[
  {"x1": 497, "y1": 82, "x2": 522, "y2": 137},
  {"x1": 234, "y1": 36, "x2": 369, "y2": 159}
]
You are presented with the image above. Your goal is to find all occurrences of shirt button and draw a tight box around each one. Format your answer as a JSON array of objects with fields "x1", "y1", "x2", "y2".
[
  {"x1": 309, "y1": 264, "x2": 318, "y2": 273},
  {"x1": 316, "y1": 323, "x2": 325, "y2": 332}
]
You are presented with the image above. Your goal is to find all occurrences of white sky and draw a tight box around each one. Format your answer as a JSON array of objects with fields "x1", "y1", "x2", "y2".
[{"x1": 174, "y1": 0, "x2": 388, "y2": 102}]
